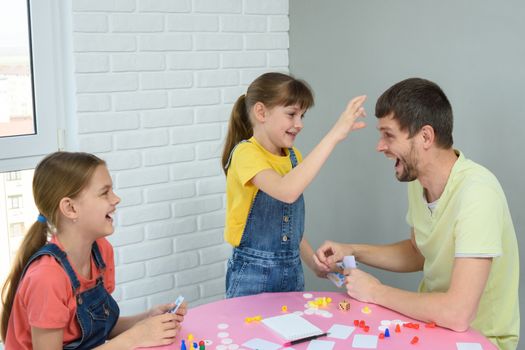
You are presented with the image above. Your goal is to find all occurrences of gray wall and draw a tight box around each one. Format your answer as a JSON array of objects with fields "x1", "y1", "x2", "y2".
[{"x1": 289, "y1": 0, "x2": 524, "y2": 344}]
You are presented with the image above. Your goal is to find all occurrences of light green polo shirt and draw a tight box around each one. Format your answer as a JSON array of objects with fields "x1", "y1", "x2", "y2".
[{"x1": 407, "y1": 150, "x2": 519, "y2": 350}]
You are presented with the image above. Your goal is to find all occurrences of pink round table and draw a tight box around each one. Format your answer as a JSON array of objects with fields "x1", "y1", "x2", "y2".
[{"x1": 141, "y1": 291, "x2": 496, "y2": 350}]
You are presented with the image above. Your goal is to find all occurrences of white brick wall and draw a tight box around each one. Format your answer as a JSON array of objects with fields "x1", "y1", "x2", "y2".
[{"x1": 72, "y1": 0, "x2": 289, "y2": 315}]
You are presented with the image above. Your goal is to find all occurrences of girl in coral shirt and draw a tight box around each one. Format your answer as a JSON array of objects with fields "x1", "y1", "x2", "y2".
[{"x1": 1, "y1": 152, "x2": 186, "y2": 349}]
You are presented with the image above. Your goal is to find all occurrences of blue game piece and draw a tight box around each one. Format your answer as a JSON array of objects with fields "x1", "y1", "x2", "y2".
[
  {"x1": 385, "y1": 328, "x2": 390, "y2": 337},
  {"x1": 181, "y1": 340, "x2": 187, "y2": 350}
]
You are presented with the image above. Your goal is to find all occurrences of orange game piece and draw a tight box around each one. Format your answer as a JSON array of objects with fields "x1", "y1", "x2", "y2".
[
  {"x1": 425, "y1": 322, "x2": 436, "y2": 328},
  {"x1": 395, "y1": 324, "x2": 401, "y2": 333},
  {"x1": 411, "y1": 336, "x2": 419, "y2": 344}
]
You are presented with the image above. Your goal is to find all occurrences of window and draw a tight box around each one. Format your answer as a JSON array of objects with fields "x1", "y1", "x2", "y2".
[
  {"x1": 0, "y1": 169, "x2": 37, "y2": 286},
  {"x1": 0, "y1": 0, "x2": 72, "y2": 172},
  {"x1": 9, "y1": 222, "x2": 25, "y2": 238},
  {"x1": 8, "y1": 195, "x2": 23, "y2": 209},
  {"x1": 0, "y1": 0, "x2": 35, "y2": 138},
  {"x1": 0, "y1": 0, "x2": 71, "y2": 294},
  {"x1": 6, "y1": 171, "x2": 22, "y2": 181}
]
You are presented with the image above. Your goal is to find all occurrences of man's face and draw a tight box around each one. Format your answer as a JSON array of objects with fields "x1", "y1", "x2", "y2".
[{"x1": 376, "y1": 114, "x2": 419, "y2": 182}]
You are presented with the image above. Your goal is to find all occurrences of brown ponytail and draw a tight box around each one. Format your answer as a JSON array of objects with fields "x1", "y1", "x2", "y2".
[
  {"x1": 1, "y1": 220, "x2": 48, "y2": 341},
  {"x1": 221, "y1": 72, "x2": 314, "y2": 174},
  {"x1": 221, "y1": 94, "x2": 252, "y2": 173},
  {"x1": 1, "y1": 151, "x2": 105, "y2": 341}
]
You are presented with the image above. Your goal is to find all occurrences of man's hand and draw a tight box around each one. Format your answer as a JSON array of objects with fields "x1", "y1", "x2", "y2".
[{"x1": 344, "y1": 268, "x2": 382, "y2": 303}]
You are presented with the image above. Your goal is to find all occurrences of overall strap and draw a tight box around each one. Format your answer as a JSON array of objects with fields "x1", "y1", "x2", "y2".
[
  {"x1": 91, "y1": 241, "x2": 106, "y2": 271},
  {"x1": 288, "y1": 148, "x2": 299, "y2": 168},
  {"x1": 224, "y1": 139, "x2": 251, "y2": 171},
  {"x1": 22, "y1": 243, "x2": 81, "y2": 293}
]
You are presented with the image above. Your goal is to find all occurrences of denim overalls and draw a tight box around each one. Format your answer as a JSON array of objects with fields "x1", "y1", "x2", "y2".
[
  {"x1": 21, "y1": 242, "x2": 120, "y2": 349},
  {"x1": 226, "y1": 143, "x2": 305, "y2": 298}
]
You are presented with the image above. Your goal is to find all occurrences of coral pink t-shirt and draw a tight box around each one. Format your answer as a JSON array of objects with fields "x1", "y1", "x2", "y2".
[{"x1": 5, "y1": 237, "x2": 115, "y2": 349}]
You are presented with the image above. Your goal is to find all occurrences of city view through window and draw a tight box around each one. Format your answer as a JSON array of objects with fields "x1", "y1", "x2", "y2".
[
  {"x1": 0, "y1": 170, "x2": 38, "y2": 285},
  {"x1": 0, "y1": 0, "x2": 38, "y2": 287},
  {"x1": 0, "y1": 0, "x2": 34, "y2": 137}
]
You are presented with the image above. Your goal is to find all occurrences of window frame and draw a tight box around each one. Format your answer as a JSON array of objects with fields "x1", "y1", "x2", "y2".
[
  {"x1": 9, "y1": 222, "x2": 26, "y2": 238},
  {"x1": 0, "y1": 0, "x2": 74, "y2": 172},
  {"x1": 6, "y1": 171, "x2": 22, "y2": 181},
  {"x1": 8, "y1": 194, "x2": 23, "y2": 209}
]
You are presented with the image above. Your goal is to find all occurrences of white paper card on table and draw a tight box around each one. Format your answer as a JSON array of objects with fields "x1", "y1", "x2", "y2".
[
  {"x1": 242, "y1": 338, "x2": 282, "y2": 350},
  {"x1": 327, "y1": 324, "x2": 355, "y2": 339},
  {"x1": 306, "y1": 339, "x2": 335, "y2": 350},
  {"x1": 352, "y1": 334, "x2": 378, "y2": 349},
  {"x1": 262, "y1": 313, "x2": 323, "y2": 341},
  {"x1": 456, "y1": 343, "x2": 483, "y2": 350}
]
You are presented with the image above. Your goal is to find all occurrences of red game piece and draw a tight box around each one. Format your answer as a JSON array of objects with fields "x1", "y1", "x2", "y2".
[
  {"x1": 411, "y1": 336, "x2": 419, "y2": 344},
  {"x1": 363, "y1": 325, "x2": 370, "y2": 332},
  {"x1": 425, "y1": 322, "x2": 436, "y2": 328},
  {"x1": 379, "y1": 333, "x2": 385, "y2": 339},
  {"x1": 359, "y1": 320, "x2": 365, "y2": 328},
  {"x1": 354, "y1": 319, "x2": 359, "y2": 326}
]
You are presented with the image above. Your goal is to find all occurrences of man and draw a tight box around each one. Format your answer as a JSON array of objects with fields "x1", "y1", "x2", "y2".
[{"x1": 314, "y1": 78, "x2": 519, "y2": 350}]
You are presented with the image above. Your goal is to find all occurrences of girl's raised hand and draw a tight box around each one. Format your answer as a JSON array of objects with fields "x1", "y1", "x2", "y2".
[{"x1": 329, "y1": 95, "x2": 367, "y2": 142}]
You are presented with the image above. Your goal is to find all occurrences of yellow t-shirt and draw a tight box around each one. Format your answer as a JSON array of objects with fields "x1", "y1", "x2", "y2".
[
  {"x1": 407, "y1": 150, "x2": 519, "y2": 350},
  {"x1": 224, "y1": 137, "x2": 303, "y2": 246}
]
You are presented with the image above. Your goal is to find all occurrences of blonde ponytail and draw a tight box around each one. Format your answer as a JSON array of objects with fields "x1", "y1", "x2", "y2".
[{"x1": 1, "y1": 220, "x2": 48, "y2": 341}]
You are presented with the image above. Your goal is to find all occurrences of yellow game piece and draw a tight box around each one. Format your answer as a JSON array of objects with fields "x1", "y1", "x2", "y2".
[
  {"x1": 254, "y1": 315, "x2": 262, "y2": 321},
  {"x1": 326, "y1": 297, "x2": 332, "y2": 303},
  {"x1": 361, "y1": 306, "x2": 371, "y2": 314},
  {"x1": 281, "y1": 305, "x2": 288, "y2": 312},
  {"x1": 188, "y1": 333, "x2": 194, "y2": 341}
]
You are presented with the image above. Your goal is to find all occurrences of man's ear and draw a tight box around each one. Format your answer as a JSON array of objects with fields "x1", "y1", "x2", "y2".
[
  {"x1": 420, "y1": 125, "x2": 435, "y2": 149},
  {"x1": 253, "y1": 102, "x2": 267, "y2": 123},
  {"x1": 59, "y1": 197, "x2": 78, "y2": 221}
]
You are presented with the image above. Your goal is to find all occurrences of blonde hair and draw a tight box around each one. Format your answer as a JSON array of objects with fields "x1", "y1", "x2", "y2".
[
  {"x1": 1, "y1": 151, "x2": 105, "y2": 341},
  {"x1": 221, "y1": 72, "x2": 314, "y2": 174}
]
